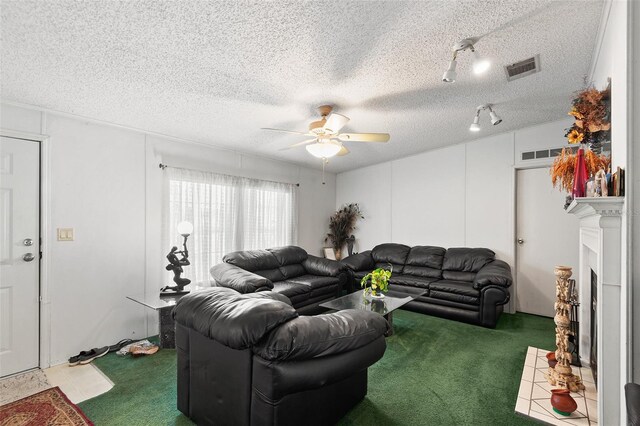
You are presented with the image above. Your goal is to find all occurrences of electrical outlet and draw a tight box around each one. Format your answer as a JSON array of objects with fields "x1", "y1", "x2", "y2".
[{"x1": 57, "y1": 228, "x2": 74, "y2": 241}]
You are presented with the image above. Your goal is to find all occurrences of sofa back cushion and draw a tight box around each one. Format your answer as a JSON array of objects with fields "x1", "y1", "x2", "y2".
[
  {"x1": 224, "y1": 246, "x2": 309, "y2": 283},
  {"x1": 403, "y1": 246, "x2": 446, "y2": 278},
  {"x1": 442, "y1": 248, "x2": 495, "y2": 281},
  {"x1": 371, "y1": 243, "x2": 411, "y2": 273},
  {"x1": 173, "y1": 287, "x2": 298, "y2": 350}
]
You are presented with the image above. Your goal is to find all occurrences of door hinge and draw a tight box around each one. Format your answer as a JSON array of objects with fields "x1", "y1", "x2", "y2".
[
  {"x1": 39, "y1": 296, "x2": 43, "y2": 303},
  {"x1": 39, "y1": 251, "x2": 42, "y2": 260}
]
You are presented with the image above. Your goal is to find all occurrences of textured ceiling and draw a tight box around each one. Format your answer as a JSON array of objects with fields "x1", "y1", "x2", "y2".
[{"x1": 1, "y1": 1, "x2": 603, "y2": 172}]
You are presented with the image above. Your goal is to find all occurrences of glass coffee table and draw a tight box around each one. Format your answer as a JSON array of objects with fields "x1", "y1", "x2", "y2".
[{"x1": 320, "y1": 287, "x2": 426, "y2": 336}]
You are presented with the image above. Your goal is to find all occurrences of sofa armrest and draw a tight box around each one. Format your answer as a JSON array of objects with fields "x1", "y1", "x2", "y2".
[
  {"x1": 254, "y1": 309, "x2": 389, "y2": 361},
  {"x1": 210, "y1": 263, "x2": 273, "y2": 293},
  {"x1": 302, "y1": 255, "x2": 346, "y2": 277},
  {"x1": 473, "y1": 260, "x2": 513, "y2": 289},
  {"x1": 340, "y1": 250, "x2": 374, "y2": 272}
]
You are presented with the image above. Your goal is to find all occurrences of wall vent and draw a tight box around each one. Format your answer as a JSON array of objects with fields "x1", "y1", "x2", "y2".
[
  {"x1": 520, "y1": 143, "x2": 611, "y2": 162},
  {"x1": 505, "y1": 55, "x2": 541, "y2": 81}
]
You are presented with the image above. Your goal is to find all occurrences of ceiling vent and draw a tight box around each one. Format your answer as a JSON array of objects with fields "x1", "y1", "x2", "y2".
[{"x1": 504, "y1": 55, "x2": 541, "y2": 81}]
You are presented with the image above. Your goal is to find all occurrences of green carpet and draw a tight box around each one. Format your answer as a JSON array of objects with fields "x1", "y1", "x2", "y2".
[{"x1": 79, "y1": 311, "x2": 554, "y2": 425}]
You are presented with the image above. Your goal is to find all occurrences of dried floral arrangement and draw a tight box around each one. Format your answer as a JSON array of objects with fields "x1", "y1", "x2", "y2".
[
  {"x1": 565, "y1": 85, "x2": 611, "y2": 145},
  {"x1": 325, "y1": 203, "x2": 364, "y2": 258},
  {"x1": 550, "y1": 148, "x2": 611, "y2": 193}
]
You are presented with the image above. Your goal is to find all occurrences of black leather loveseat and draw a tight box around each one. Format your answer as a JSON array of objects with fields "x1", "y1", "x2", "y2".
[
  {"x1": 210, "y1": 246, "x2": 348, "y2": 314},
  {"x1": 341, "y1": 243, "x2": 512, "y2": 328},
  {"x1": 173, "y1": 287, "x2": 388, "y2": 426}
]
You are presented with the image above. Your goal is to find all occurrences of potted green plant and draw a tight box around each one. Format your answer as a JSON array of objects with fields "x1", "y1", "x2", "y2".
[{"x1": 360, "y1": 267, "x2": 392, "y2": 298}]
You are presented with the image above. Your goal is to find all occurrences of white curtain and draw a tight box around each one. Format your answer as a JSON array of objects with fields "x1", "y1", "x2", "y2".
[{"x1": 163, "y1": 167, "x2": 298, "y2": 284}]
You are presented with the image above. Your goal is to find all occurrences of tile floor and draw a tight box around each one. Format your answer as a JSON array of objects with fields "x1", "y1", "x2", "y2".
[
  {"x1": 515, "y1": 346, "x2": 597, "y2": 425},
  {"x1": 0, "y1": 369, "x2": 51, "y2": 405},
  {"x1": 44, "y1": 363, "x2": 113, "y2": 403}
]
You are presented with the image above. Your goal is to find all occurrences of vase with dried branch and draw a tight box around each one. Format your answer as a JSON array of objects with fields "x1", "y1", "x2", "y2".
[
  {"x1": 550, "y1": 147, "x2": 610, "y2": 194},
  {"x1": 325, "y1": 203, "x2": 364, "y2": 260}
]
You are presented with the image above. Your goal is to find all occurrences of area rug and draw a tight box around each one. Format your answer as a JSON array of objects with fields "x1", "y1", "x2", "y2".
[
  {"x1": 0, "y1": 387, "x2": 93, "y2": 425},
  {"x1": 0, "y1": 370, "x2": 51, "y2": 406}
]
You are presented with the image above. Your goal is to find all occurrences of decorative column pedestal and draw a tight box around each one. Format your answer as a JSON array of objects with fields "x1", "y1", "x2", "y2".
[{"x1": 546, "y1": 266, "x2": 584, "y2": 392}]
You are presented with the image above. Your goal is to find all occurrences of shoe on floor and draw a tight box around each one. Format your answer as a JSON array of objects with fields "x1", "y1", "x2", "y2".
[
  {"x1": 78, "y1": 347, "x2": 110, "y2": 365},
  {"x1": 108, "y1": 339, "x2": 134, "y2": 353},
  {"x1": 130, "y1": 344, "x2": 159, "y2": 356},
  {"x1": 68, "y1": 351, "x2": 91, "y2": 366}
]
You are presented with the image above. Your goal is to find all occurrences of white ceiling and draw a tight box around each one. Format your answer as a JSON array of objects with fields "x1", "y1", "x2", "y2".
[{"x1": 1, "y1": 1, "x2": 603, "y2": 172}]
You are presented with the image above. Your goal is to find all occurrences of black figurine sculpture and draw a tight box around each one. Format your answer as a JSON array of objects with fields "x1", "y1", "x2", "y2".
[
  {"x1": 346, "y1": 235, "x2": 356, "y2": 257},
  {"x1": 161, "y1": 222, "x2": 193, "y2": 296}
]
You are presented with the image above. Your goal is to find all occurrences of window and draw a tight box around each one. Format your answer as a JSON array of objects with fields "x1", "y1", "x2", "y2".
[{"x1": 163, "y1": 167, "x2": 298, "y2": 283}]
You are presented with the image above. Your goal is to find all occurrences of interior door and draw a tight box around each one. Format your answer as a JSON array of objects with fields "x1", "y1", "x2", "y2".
[
  {"x1": 0, "y1": 136, "x2": 40, "y2": 377},
  {"x1": 516, "y1": 168, "x2": 579, "y2": 317}
]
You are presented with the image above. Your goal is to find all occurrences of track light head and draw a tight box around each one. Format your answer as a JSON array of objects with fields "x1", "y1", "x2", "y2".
[
  {"x1": 471, "y1": 49, "x2": 491, "y2": 74},
  {"x1": 442, "y1": 59, "x2": 457, "y2": 83},
  {"x1": 489, "y1": 109, "x2": 502, "y2": 126},
  {"x1": 469, "y1": 113, "x2": 480, "y2": 132}
]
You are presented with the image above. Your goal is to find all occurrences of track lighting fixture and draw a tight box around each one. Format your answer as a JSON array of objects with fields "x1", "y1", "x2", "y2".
[
  {"x1": 469, "y1": 104, "x2": 502, "y2": 132},
  {"x1": 442, "y1": 38, "x2": 490, "y2": 83}
]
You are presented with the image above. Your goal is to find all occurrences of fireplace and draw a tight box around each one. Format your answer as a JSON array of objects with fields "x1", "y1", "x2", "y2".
[{"x1": 590, "y1": 269, "x2": 597, "y2": 386}]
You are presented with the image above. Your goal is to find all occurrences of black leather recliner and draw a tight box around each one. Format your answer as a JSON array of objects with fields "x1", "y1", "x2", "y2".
[
  {"x1": 173, "y1": 287, "x2": 388, "y2": 426},
  {"x1": 342, "y1": 243, "x2": 512, "y2": 328},
  {"x1": 210, "y1": 246, "x2": 349, "y2": 314}
]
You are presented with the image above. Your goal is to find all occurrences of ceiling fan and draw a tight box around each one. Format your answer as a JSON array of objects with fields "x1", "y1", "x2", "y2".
[{"x1": 261, "y1": 105, "x2": 390, "y2": 159}]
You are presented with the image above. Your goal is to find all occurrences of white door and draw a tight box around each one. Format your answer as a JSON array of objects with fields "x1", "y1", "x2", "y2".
[
  {"x1": 516, "y1": 168, "x2": 579, "y2": 317},
  {"x1": 0, "y1": 136, "x2": 40, "y2": 377}
]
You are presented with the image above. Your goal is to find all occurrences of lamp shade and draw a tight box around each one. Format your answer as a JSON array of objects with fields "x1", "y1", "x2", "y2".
[
  {"x1": 177, "y1": 221, "x2": 193, "y2": 236},
  {"x1": 306, "y1": 141, "x2": 342, "y2": 158},
  {"x1": 469, "y1": 114, "x2": 480, "y2": 131}
]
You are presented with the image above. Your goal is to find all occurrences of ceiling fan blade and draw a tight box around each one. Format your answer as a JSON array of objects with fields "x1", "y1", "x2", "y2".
[
  {"x1": 323, "y1": 113, "x2": 350, "y2": 133},
  {"x1": 261, "y1": 127, "x2": 310, "y2": 136},
  {"x1": 278, "y1": 138, "x2": 317, "y2": 151},
  {"x1": 338, "y1": 133, "x2": 390, "y2": 143},
  {"x1": 336, "y1": 145, "x2": 350, "y2": 156}
]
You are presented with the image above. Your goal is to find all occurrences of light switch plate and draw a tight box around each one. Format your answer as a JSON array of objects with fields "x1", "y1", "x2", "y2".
[{"x1": 57, "y1": 228, "x2": 74, "y2": 241}]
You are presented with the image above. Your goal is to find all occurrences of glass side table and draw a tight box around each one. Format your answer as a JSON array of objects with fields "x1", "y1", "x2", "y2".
[{"x1": 126, "y1": 285, "x2": 212, "y2": 348}]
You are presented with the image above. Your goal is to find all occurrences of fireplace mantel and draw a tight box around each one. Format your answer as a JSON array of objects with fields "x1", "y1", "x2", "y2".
[
  {"x1": 566, "y1": 196, "x2": 625, "y2": 424},
  {"x1": 566, "y1": 197, "x2": 625, "y2": 218}
]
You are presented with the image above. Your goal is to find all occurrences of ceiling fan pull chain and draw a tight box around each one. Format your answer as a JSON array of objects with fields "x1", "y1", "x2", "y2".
[{"x1": 322, "y1": 158, "x2": 327, "y2": 185}]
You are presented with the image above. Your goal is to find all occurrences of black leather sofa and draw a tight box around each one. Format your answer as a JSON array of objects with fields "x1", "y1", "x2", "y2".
[
  {"x1": 210, "y1": 246, "x2": 348, "y2": 314},
  {"x1": 341, "y1": 243, "x2": 512, "y2": 328},
  {"x1": 173, "y1": 287, "x2": 388, "y2": 426}
]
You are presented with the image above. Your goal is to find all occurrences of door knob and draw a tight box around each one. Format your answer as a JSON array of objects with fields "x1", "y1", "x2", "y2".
[
  {"x1": 23, "y1": 238, "x2": 33, "y2": 246},
  {"x1": 517, "y1": 238, "x2": 525, "y2": 245},
  {"x1": 23, "y1": 253, "x2": 35, "y2": 262}
]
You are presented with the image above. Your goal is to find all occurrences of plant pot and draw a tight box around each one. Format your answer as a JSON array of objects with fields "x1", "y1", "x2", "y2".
[
  {"x1": 550, "y1": 389, "x2": 577, "y2": 416},
  {"x1": 371, "y1": 292, "x2": 385, "y2": 299},
  {"x1": 546, "y1": 352, "x2": 557, "y2": 368}
]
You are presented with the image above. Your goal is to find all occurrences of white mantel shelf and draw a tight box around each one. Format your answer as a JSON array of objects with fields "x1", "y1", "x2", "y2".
[
  {"x1": 565, "y1": 195, "x2": 626, "y2": 424},
  {"x1": 566, "y1": 197, "x2": 625, "y2": 218}
]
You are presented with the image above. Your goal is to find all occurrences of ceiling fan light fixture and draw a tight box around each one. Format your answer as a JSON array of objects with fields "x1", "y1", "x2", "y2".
[
  {"x1": 471, "y1": 50, "x2": 491, "y2": 75},
  {"x1": 305, "y1": 141, "x2": 342, "y2": 159},
  {"x1": 442, "y1": 59, "x2": 457, "y2": 83}
]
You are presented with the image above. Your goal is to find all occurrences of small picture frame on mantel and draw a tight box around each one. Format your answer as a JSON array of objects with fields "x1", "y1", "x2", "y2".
[{"x1": 323, "y1": 247, "x2": 337, "y2": 260}]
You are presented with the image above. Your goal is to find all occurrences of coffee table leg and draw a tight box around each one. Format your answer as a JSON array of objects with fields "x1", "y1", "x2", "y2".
[
  {"x1": 159, "y1": 306, "x2": 175, "y2": 349},
  {"x1": 384, "y1": 312, "x2": 394, "y2": 337}
]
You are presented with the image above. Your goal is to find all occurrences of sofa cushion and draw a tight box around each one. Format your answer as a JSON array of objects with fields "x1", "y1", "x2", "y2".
[
  {"x1": 172, "y1": 287, "x2": 297, "y2": 350},
  {"x1": 224, "y1": 249, "x2": 279, "y2": 271},
  {"x1": 406, "y1": 246, "x2": 446, "y2": 268},
  {"x1": 279, "y1": 264, "x2": 307, "y2": 280},
  {"x1": 254, "y1": 268, "x2": 286, "y2": 283},
  {"x1": 371, "y1": 243, "x2": 411, "y2": 273},
  {"x1": 272, "y1": 281, "x2": 311, "y2": 305},
  {"x1": 441, "y1": 271, "x2": 477, "y2": 282},
  {"x1": 403, "y1": 265, "x2": 443, "y2": 279},
  {"x1": 429, "y1": 279, "x2": 480, "y2": 305},
  {"x1": 268, "y1": 246, "x2": 308, "y2": 266},
  {"x1": 288, "y1": 275, "x2": 339, "y2": 290},
  {"x1": 388, "y1": 274, "x2": 434, "y2": 289},
  {"x1": 442, "y1": 248, "x2": 495, "y2": 273}
]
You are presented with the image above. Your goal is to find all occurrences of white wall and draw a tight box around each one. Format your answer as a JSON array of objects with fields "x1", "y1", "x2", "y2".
[
  {"x1": 1, "y1": 102, "x2": 336, "y2": 365},
  {"x1": 337, "y1": 119, "x2": 572, "y2": 312}
]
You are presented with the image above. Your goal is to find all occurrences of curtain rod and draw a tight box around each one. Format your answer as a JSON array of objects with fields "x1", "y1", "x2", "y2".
[{"x1": 158, "y1": 163, "x2": 300, "y2": 187}]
